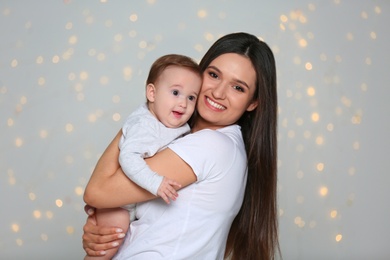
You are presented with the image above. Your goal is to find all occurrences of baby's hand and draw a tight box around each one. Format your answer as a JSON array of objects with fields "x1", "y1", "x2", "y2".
[{"x1": 157, "y1": 177, "x2": 182, "y2": 204}]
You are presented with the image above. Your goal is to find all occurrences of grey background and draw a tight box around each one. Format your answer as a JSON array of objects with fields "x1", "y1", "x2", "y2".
[{"x1": 1, "y1": 1, "x2": 389, "y2": 259}]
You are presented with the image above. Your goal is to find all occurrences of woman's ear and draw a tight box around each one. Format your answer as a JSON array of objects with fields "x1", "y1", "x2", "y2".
[
  {"x1": 146, "y1": 83, "x2": 156, "y2": 102},
  {"x1": 246, "y1": 100, "x2": 258, "y2": 112}
]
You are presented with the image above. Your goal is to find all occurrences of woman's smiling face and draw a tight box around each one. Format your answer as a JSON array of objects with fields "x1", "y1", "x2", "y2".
[{"x1": 194, "y1": 53, "x2": 258, "y2": 130}]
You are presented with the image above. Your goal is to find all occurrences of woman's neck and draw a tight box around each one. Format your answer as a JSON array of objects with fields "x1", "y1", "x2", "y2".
[{"x1": 191, "y1": 119, "x2": 228, "y2": 133}]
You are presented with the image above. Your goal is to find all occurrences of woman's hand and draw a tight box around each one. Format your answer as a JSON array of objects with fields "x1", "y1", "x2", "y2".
[{"x1": 82, "y1": 205, "x2": 126, "y2": 257}]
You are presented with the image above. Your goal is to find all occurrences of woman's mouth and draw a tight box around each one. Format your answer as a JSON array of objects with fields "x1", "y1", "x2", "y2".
[{"x1": 206, "y1": 97, "x2": 226, "y2": 111}]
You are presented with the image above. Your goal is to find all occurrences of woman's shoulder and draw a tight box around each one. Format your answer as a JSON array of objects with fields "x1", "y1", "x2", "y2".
[
  {"x1": 172, "y1": 125, "x2": 243, "y2": 153},
  {"x1": 195, "y1": 125, "x2": 242, "y2": 146}
]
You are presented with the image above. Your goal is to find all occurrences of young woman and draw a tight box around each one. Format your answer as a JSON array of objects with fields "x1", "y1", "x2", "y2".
[{"x1": 82, "y1": 32, "x2": 279, "y2": 259}]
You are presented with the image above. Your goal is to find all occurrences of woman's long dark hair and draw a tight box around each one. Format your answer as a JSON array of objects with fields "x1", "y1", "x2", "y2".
[{"x1": 199, "y1": 32, "x2": 279, "y2": 260}]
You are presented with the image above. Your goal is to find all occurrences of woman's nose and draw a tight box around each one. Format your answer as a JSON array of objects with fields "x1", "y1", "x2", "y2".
[{"x1": 212, "y1": 82, "x2": 226, "y2": 99}]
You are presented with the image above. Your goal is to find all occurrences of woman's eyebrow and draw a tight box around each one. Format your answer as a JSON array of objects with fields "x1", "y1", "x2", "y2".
[
  {"x1": 235, "y1": 79, "x2": 250, "y2": 89},
  {"x1": 208, "y1": 65, "x2": 251, "y2": 89},
  {"x1": 207, "y1": 65, "x2": 220, "y2": 73}
]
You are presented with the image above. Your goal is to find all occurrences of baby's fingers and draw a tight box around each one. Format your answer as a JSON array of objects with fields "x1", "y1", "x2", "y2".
[{"x1": 167, "y1": 179, "x2": 182, "y2": 189}]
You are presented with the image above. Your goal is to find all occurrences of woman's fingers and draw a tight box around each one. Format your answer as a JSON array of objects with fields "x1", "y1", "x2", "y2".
[{"x1": 82, "y1": 212, "x2": 126, "y2": 256}]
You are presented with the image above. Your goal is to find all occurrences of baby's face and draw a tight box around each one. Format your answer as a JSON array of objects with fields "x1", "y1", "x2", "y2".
[{"x1": 148, "y1": 66, "x2": 201, "y2": 128}]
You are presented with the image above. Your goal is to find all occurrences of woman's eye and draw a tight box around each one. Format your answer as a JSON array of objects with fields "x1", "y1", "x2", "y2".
[
  {"x1": 172, "y1": 90, "x2": 179, "y2": 96},
  {"x1": 208, "y1": 72, "x2": 218, "y2": 78},
  {"x1": 233, "y1": 85, "x2": 244, "y2": 92}
]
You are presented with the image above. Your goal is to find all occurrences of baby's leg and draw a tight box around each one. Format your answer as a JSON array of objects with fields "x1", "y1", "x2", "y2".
[{"x1": 84, "y1": 207, "x2": 129, "y2": 260}]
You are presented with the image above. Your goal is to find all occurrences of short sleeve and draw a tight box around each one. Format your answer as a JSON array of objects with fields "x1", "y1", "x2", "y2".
[{"x1": 168, "y1": 128, "x2": 241, "y2": 182}]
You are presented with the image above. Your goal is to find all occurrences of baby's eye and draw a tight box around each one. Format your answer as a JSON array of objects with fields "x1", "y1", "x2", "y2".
[
  {"x1": 172, "y1": 90, "x2": 179, "y2": 96},
  {"x1": 188, "y1": 95, "x2": 196, "y2": 101}
]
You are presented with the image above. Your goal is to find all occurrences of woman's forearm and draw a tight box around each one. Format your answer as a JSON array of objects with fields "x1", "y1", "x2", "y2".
[{"x1": 83, "y1": 130, "x2": 197, "y2": 208}]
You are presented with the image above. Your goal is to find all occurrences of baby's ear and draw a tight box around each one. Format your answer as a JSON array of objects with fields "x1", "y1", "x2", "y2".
[{"x1": 146, "y1": 83, "x2": 156, "y2": 102}]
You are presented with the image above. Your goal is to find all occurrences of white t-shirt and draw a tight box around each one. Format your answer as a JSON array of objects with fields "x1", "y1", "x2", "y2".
[{"x1": 113, "y1": 125, "x2": 248, "y2": 260}]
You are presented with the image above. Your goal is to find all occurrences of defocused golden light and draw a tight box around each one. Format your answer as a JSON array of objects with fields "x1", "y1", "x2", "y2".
[
  {"x1": 46, "y1": 211, "x2": 54, "y2": 219},
  {"x1": 79, "y1": 71, "x2": 88, "y2": 80},
  {"x1": 40, "y1": 130, "x2": 48, "y2": 138},
  {"x1": 56, "y1": 199, "x2": 63, "y2": 208},
  {"x1": 316, "y1": 163, "x2": 324, "y2": 172},
  {"x1": 65, "y1": 22, "x2": 73, "y2": 30},
  {"x1": 11, "y1": 59, "x2": 18, "y2": 67},
  {"x1": 112, "y1": 95, "x2": 120, "y2": 103},
  {"x1": 204, "y1": 33, "x2": 214, "y2": 42},
  {"x1": 316, "y1": 136, "x2": 324, "y2": 145},
  {"x1": 295, "y1": 118, "x2": 303, "y2": 126},
  {"x1": 294, "y1": 216, "x2": 305, "y2": 228},
  {"x1": 66, "y1": 226, "x2": 75, "y2": 234},
  {"x1": 68, "y1": 72, "x2": 76, "y2": 81},
  {"x1": 65, "y1": 155, "x2": 74, "y2": 164},
  {"x1": 335, "y1": 234, "x2": 343, "y2": 242},
  {"x1": 307, "y1": 86, "x2": 315, "y2": 96},
  {"x1": 114, "y1": 34, "x2": 123, "y2": 42},
  {"x1": 29, "y1": 192, "x2": 36, "y2": 201},
  {"x1": 311, "y1": 112, "x2": 320, "y2": 122},
  {"x1": 197, "y1": 10, "x2": 207, "y2": 18},
  {"x1": 330, "y1": 210, "x2": 338, "y2": 218},
  {"x1": 305, "y1": 62, "x2": 312, "y2": 70},
  {"x1": 97, "y1": 53, "x2": 106, "y2": 61},
  {"x1": 38, "y1": 77, "x2": 46, "y2": 86},
  {"x1": 7, "y1": 118, "x2": 14, "y2": 126},
  {"x1": 319, "y1": 186, "x2": 328, "y2": 196},
  {"x1": 33, "y1": 210, "x2": 42, "y2": 219},
  {"x1": 75, "y1": 186, "x2": 84, "y2": 196},
  {"x1": 88, "y1": 114, "x2": 97, "y2": 122},
  {"x1": 11, "y1": 223, "x2": 20, "y2": 232},
  {"x1": 351, "y1": 115, "x2": 362, "y2": 124},
  {"x1": 52, "y1": 55, "x2": 60, "y2": 63},
  {"x1": 36, "y1": 56, "x2": 44, "y2": 64},
  {"x1": 361, "y1": 83, "x2": 368, "y2": 91},
  {"x1": 15, "y1": 138, "x2": 23, "y2": 147},
  {"x1": 113, "y1": 113, "x2": 121, "y2": 122},
  {"x1": 41, "y1": 234, "x2": 48, "y2": 241},
  {"x1": 65, "y1": 123, "x2": 74, "y2": 133},
  {"x1": 129, "y1": 14, "x2": 138, "y2": 22},
  {"x1": 68, "y1": 35, "x2": 77, "y2": 45},
  {"x1": 293, "y1": 56, "x2": 301, "y2": 65},
  {"x1": 299, "y1": 38, "x2": 307, "y2": 47},
  {"x1": 16, "y1": 239, "x2": 23, "y2": 246},
  {"x1": 288, "y1": 130, "x2": 295, "y2": 138}
]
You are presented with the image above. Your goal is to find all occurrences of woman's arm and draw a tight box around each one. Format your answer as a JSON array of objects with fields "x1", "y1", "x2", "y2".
[{"x1": 83, "y1": 129, "x2": 197, "y2": 208}]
